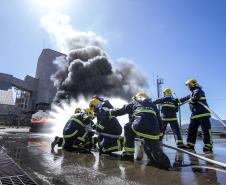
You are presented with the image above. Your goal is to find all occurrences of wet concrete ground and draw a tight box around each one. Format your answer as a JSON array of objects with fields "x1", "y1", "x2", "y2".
[{"x1": 0, "y1": 128, "x2": 226, "y2": 185}]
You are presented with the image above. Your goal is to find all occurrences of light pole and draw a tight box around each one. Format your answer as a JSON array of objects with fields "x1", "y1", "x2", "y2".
[
  {"x1": 156, "y1": 76, "x2": 164, "y2": 112},
  {"x1": 157, "y1": 76, "x2": 164, "y2": 98}
]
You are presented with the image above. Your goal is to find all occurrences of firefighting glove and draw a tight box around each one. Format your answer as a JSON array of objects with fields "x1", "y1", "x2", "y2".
[{"x1": 189, "y1": 97, "x2": 196, "y2": 104}]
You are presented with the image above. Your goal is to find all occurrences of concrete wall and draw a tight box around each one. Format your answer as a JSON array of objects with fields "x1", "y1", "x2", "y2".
[
  {"x1": 0, "y1": 104, "x2": 14, "y2": 114},
  {"x1": 0, "y1": 48, "x2": 65, "y2": 113},
  {"x1": 0, "y1": 73, "x2": 37, "y2": 92},
  {"x1": 0, "y1": 73, "x2": 38, "y2": 110},
  {"x1": 35, "y1": 49, "x2": 65, "y2": 106}
]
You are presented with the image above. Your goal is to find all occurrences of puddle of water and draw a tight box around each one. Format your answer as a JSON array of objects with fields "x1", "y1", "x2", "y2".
[{"x1": 0, "y1": 132, "x2": 226, "y2": 185}]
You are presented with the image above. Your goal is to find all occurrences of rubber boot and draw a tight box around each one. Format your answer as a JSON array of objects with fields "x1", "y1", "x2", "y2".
[
  {"x1": 144, "y1": 141, "x2": 171, "y2": 170},
  {"x1": 183, "y1": 143, "x2": 195, "y2": 151},
  {"x1": 51, "y1": 136, "x2": 61, "y2": 151},
  {"x1": 149, "y1": 148, "x2": 171, "y2": 170}
]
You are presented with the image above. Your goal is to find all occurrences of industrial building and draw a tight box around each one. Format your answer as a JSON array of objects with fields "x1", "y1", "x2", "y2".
[{"x1": 0, "y1": 49, "x2": 64, "y2": 125}]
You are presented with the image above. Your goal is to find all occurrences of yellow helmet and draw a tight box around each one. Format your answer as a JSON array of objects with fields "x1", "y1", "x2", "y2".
[
  {"x1": 129, "y1": 96, "x2": 136, "y2": 102},
  {"x1": 84, "y1": 108, "x2": 94, "y2": 119},
  {"x1": 74, "y1": 107, "x2": 81, "y2": 113},
  {"x1": 185, "y1": 79, "x2": 198, "y2": 88},
  {"x1": 134, "y1": 92, "x2": 149, "y2": 100},
  {"x1": 163, "y1": 88, "x2": 172, "y2": 95},
  {"x1": 89, "y1": 98, "x2": 100, "y2": 110}
]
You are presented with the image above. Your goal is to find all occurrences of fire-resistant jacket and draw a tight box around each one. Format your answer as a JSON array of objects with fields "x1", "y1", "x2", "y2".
[
  {"x1": 94, "y1": 99, "x2": 122, "y2": 136},
  {"x1": 179, "y1": 87, "x2": 211, "y2": 119},
  {"x1": 152, "y1": 96, "x2": 178, "y2": 122},
  {"x1": 63, "y1": 112, "x2": 93, "y2": 139},
  {"x1": 109, "y1": 98, "x2": 162, "y2": 140}
]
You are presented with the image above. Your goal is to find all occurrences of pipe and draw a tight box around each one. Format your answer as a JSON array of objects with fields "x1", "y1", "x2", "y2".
[
  {"x1": 178, "y1": 101, "x2": 189, "y2": 107},
  {"x1": 90, "y1": 129, "x2": 121, "y2": 139},
  {"x1": 177, "y1": 100, "x2": 226, "y2": 129},
  {"x1": 163, "y1": 143, "x2": 226, "y2": 169},
  {"x1": 131, "y1": 138, "x2": 226, "y2": 169},
  {"x1": 198, "y1": 101, "x2": 226, "y2": 129},
  {"x1": 88, "y1": 131, "x2": 226, "y2": 169}
]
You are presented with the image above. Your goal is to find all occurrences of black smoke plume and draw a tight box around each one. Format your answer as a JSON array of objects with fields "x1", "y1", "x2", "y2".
[
  {"x1": 51, "y1": 46, "x2": 148, "y2": 102},
  {"x1": 41, "y1": 12, "x2": 149, "y2": 103}
]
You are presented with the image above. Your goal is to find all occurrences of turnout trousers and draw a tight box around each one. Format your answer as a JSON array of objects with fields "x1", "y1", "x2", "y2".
[
  {"x1": 162, "y1": 120, "x2": 183, "y2": 146},
  {"x1": 123, "y1": 122, "x2": 171, "y2": 169},
  {"x1": 187, "y1": 116, "x2": 213, "y2": 150}
]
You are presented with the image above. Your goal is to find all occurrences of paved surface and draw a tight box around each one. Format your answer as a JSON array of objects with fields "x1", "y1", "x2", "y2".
[{"x1": 0, "y1": 129, "x2": 226, "y2": 185}]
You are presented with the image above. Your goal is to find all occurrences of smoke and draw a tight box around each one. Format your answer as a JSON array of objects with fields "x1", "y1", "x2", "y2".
[
  {"x1": 40, "y1": 12, "x2": 149, "y2": 102},
  {"x1": 40, "y1": 11, "x2": 106, "y2": 52}
]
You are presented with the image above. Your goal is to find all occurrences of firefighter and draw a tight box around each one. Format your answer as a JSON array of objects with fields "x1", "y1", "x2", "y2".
[
  {"x1": 74, "y1": 107, "x2": 82, "y2": 113},
  {"x1": 152, "y1": 88, "x2": 184, "y2": 148},
  {"x1": 51, "y1": 108, "x2": 94, "y2": 152},
  {"x1": 178, "y1": 79, "x2": 213, "y2": 152},
  {"x1": 108, "y1": 92, "x2": 171, "y2": 170},
  {"x1": 89, "y1": 97, "x2": 122, "y2": 154}
]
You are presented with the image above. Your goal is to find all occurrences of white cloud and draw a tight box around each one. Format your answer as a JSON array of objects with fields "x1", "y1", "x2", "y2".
[{"x1": 40, "y1": 11, "x2": 107, "y2": 52}]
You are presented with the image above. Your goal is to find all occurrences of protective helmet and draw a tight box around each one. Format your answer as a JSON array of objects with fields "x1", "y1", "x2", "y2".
[
  {"x1": 74, "y1": 107, "x2": 81, "y2": 113},
  {"x1": 84, "y1": 108, "x2": 94, "y2": 119},
  {"x1": 185, "y1": 79, "x2": 198, "y2": 88},
  {"x1": 134, "y1": 92, "x2": 149, "y2": 100},
  {"x1": 89, "y1": 98, "x2": 100, "y2": 110},
  {"x1": 129, "y1": 96, "x2": 136, "y2": 102},
  {"x1": 92, "y1": 95, "x2": 104, "y2": 101},
  {"x1": 163, "y1": 88, "x2": 172, "y2": 96},
  {"x1": 92, "y1": 95, "x2": 100, "y2": 100}
]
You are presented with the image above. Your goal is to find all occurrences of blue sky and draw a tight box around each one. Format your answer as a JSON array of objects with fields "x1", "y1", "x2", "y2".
[{"x1": 1, "y1": 0, "x2": 226, "y2": 122}]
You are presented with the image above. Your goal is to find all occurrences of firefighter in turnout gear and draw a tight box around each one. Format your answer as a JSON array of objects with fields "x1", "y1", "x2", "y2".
[
  {"x1": 108, "y1": 92, "x2": 171, "y2": 170},
  {"x1": 179, "y1": 79, "x2": 213, "y2": 152},
  {"x1": 51, "y1": 108, "x2": 94, "y2": 152},
  {"x1": 152, "y1": 88, "x2": 184, "y2": 148},
  {"x1": 89, "y1": 97, "x2": 122, "y2": 154}
]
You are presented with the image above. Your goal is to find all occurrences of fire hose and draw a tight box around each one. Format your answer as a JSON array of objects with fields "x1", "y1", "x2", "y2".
[
  {"x1": 89, "y1": 100, "x2": 226, "y2": 168},
  {"x1": 163, "y1": 143, "x2": 226, "y2": 169},
  {"x1": 198, "y1": 101, "x2": 226, "y2": 129},
  {"x1": 179, "y1": 100, "x2": 226, "y2": 129},
  {"x1": 89, "y1": 130, "x2": 226, "y2": 169},
  {"x1": 90, "y1": 129, "x2": 121, "y2": 139}
]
